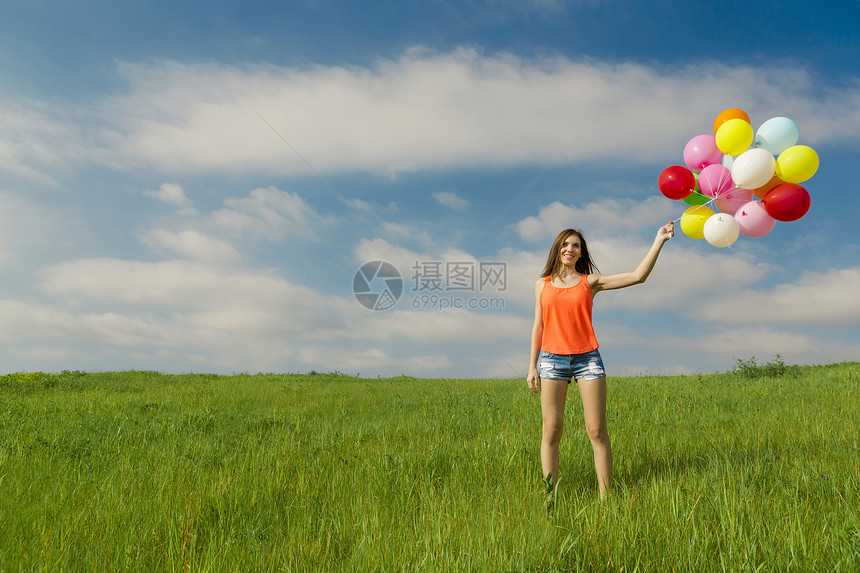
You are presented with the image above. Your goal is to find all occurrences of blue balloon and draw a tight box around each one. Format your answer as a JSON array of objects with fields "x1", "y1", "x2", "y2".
[{"x1": 754, "y1": 117, "x2": 799, "y2": 155}]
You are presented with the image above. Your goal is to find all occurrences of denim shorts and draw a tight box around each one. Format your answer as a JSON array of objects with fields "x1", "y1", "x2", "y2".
[{"x1": 538, "y1": 349, "x2": 606, "y2": 382}]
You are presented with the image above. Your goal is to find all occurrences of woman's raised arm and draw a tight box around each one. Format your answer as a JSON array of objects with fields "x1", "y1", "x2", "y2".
[{"x1": 589, "y1": 222, "x2": 674, "y2": 294}]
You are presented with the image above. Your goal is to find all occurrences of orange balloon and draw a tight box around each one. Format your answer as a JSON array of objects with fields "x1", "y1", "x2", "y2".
[
  {"x1": 752, "y1": 174, "x2": 784, "y2": 200},
  {"x1": 713, "y1": 108, "x2": 751, "y2": 135}
]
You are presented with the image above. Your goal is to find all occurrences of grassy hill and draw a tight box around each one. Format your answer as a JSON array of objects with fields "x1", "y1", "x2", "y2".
[{"x1": 1, "y1": 362, "x2": 858, "y2": 571}]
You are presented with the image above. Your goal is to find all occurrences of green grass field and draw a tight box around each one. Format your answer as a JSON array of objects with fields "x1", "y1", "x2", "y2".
[{"x1": 1, "y1": 361, "x2": 858, "y2": 572}]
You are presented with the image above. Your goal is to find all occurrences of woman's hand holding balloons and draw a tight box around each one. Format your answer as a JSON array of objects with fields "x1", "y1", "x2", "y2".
[{"x1": 656, "y1": 221, "x2": 675, "y2": 243}]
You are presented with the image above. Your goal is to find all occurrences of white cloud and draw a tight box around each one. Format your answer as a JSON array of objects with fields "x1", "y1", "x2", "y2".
[
  {"x1": 211, "y1": 185, "x2": 335, "y2": 241},
  {"x1": 346, "y1": 198, "x2": 374, "y2": 212},
  {"x1": 382, "y1": 221, "x2": 412, "y2": 239},
  {"x1": 143, "y1": 182, "x2": 193, "y2": 208},
  {"x1": 2, "y1": 49, "x2": 858, "y2": 186},
  {"x1": 0, "y1": 139, "x2": 56, "y2": 185},
  {"x1": 494, "y1": 246, "x2": 545, "y2": 309},
  {"x1": 517, "y1": 196, "x2": 677, "y2": 243},
  {"x1": 380, "y1": 221, "x2": 435, "y2": 247},
  {"x1": 297, "y1": 345, "x2": 453, "y2": 376},
  {"x1": 139, "y1": 229, "x2": 243, "y2": 264},
  {"x1": 3, "y1": 258, "x2": 373, "y2": 369},
  {"x1": 668, "y1": 326, "x2": 860, "y2": 367},
  {"x1": 0, "y1": 192, "x2": 65, "y2": 268},
  {"x1": 383, "y1": 308, "x2": 531, "y2": 343},
  {"x1": 84, "y1": 50, "x2": 860, "y2": 176},
  {"x1": 433, "y1": 191, "x2": 469, "y2": 211},
  {"x1": 10, "y1": 250, "x2": 526, "y2": 374},
  {"x1": 0, "y1": 300, "x2": 76, "y2": 341},
  {"x1": 346, "y1": 198, "x2": 400, "y2": 216},
  {"x1": 699, "y1": 267, "x2": 860, "y2": 326},
  {"x1": 41, "y1": 258, "x2": 322, "y2": 315},
  {"x1": 15, "y1": 346, "x2": 81, "y2": 361},
  {"x1": 354, "y1": 237, "x2": 425, "y2": 279},
  {"x1": 0, "y1": 101, "x2": 83, "y2": 185}
]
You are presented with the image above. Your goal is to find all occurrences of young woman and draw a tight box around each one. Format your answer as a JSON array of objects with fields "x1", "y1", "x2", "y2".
[{"x1": 526, "y1": 222, "x2": 675, "y2": 502}]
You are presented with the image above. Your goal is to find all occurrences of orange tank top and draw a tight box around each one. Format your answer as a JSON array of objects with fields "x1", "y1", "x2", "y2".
[{"x1": 540, "y1": 274, "x2": 599, "y2": 355}]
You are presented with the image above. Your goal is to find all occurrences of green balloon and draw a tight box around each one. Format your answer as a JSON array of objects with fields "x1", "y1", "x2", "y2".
[{"x1": 683, "y1": 191, "x2": 710, "y2": 206}]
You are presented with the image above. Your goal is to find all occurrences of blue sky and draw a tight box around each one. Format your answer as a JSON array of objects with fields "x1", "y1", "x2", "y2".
[{"x1": 1, "y1": 0, "x2": 859, "y2": 377}]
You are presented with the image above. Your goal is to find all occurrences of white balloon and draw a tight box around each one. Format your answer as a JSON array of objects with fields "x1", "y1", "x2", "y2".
[
  {"x1": 755, "y1": 116, "x2": 799, "y2": 155},
  {"x1": 731, "y1": 148, "x2": 776, "y2": 189},
  {"x1": 703, "y1": 213, "x2": 740, "y2": 248}
]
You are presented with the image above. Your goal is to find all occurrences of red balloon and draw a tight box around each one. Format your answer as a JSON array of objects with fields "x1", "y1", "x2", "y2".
[
  {"x1": 658, "y1": 165, "x2": 695, "y2": 200},
  {"x1": 763, "y1": 183, "x2": 810, "y2": 222}
]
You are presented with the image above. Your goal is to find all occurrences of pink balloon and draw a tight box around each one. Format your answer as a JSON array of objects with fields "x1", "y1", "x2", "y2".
[
  {"x1": 683, "y1": 134, "x2": 724, "y2": 172},
  {"x1": 735, "y1": 200, "x2": 775, "y2": 238},
  {"x1": 698, "y1": 164, "x2": 734, "y2": 198},
  {"x1": 715, "y1": 187, "x2": 754, "y2": 215}
]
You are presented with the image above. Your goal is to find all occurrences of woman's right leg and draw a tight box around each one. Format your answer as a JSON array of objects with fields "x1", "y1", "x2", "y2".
[
  {"x1": 578, "y1": 376, "x2": 612, "y2": 498},
  {"x1": 540, "y1": 378, "x2": 569, "y2": 485}
]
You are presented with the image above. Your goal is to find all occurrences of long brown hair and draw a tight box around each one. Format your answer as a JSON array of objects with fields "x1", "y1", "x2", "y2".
[{"x1": 540, "y1": 229, "x2": 599, "y2": 278}]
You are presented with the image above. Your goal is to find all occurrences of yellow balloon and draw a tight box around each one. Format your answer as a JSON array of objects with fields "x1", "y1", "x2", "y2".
[
  {"x1": 715, "y1": 118, "x2": 754, "y2": 156},
  {"x1": 680, "y1": 205, "x2": 715, "y2": 240},
  {"x1": 775, "y1": 145, "x2": 819, "y2": 183}
]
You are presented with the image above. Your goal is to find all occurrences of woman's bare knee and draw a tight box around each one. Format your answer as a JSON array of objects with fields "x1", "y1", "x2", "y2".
[
  {"x1": 543, "y1": 419, "x2": 564, "y2": 444},
  {"x1": 585, "y1": 422, "x2": 609, "y2": 445}
]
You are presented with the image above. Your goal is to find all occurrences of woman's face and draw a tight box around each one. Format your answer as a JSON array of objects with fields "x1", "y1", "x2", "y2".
[{"x1": 559, "y1": 233, "x2": 582, "y2": 267}]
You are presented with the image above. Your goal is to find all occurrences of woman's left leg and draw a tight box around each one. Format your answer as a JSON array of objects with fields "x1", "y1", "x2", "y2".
[{"x1": 578, "y1": 376, "x2": 612, "y2": 498}]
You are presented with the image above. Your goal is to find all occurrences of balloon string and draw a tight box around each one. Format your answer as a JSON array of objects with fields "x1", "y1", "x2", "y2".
[
  {"x1": 671, "y1": 189, "x2": 737, "y2": 248},
  {"x1": 675, "y1": 160, "x2": 734, "y2": 224},
  {"x1": 671, "y1": 191, "x2": 718, "y2": 224}
]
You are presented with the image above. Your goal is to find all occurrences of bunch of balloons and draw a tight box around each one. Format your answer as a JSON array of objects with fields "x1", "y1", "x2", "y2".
[{"x1": 657, "y1": 108, "x2": 818, "y2": 248}]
